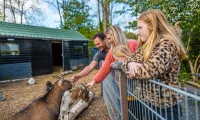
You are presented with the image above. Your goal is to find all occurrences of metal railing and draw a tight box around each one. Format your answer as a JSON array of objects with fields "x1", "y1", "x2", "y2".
[{"x1": 102, "y1": 69, "x2": 200, "y2": 120}]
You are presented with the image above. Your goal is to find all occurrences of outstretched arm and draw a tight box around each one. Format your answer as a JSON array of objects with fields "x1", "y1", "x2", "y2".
[{"x1": 71, "y1": 61, "x2": 98, "y2": 82}]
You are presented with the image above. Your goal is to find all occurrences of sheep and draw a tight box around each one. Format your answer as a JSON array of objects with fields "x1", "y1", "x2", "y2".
[{"x1": 12, "y1": 77, "x2": 73, "y2": 120}]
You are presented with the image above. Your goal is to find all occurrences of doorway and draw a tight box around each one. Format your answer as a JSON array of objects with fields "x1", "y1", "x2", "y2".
[{"x1": 52, "y1": 42, "x2": 62, "y2": 71}]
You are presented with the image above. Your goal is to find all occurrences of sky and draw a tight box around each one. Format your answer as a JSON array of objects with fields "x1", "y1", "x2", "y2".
[
  {"x1": 0, "y1": 0, "x2": 135, "y2": 31},
  {"x1": 42, "y1": 0, "x2": 135, "y2": 31}
]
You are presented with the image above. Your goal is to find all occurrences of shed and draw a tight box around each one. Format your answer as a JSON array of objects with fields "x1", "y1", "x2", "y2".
[{"x1": 0, "y1": 22, "x2": 89, "y2": 81}]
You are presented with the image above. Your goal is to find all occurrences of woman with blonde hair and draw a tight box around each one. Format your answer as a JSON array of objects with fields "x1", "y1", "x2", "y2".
[
  {"x1": 87, "y1": 25, "x2": 139, "y2": 87},
  {"x1": 121, "y1": 9, "x2": 187, "y2": 120},
  {"x1": 86, "y1": 25, "x2": 138, "y2": 120}
]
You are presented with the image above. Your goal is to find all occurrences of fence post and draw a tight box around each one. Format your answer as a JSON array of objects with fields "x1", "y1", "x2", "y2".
[{"x1": 119, "y1": 71, "x2": 128, "y2": 120}]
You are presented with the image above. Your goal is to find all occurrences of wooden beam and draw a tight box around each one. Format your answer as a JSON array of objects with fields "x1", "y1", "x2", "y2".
[{"x1": 119, "y1": 71, "x2": 128, "y2": 120}]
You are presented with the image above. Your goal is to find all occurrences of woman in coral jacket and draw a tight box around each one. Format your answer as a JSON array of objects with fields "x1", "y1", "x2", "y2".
[{"x1": 87, "y1": 25, "x2": 139, "y2": 88}]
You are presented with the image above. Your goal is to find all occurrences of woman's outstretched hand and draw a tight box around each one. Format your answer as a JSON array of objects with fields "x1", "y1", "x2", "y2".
[{"x1": 87, "y1": 80, "x2": 96, "y2": 88}]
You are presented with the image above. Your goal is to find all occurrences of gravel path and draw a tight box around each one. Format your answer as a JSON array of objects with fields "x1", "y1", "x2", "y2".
[{"x1": 0, "y1": 68, "x2": 109, "y2": 120}]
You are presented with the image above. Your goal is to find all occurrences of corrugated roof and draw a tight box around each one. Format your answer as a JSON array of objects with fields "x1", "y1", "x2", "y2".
[{"x1": 0, "y1": 22, "x2": 89, "y2": 41}]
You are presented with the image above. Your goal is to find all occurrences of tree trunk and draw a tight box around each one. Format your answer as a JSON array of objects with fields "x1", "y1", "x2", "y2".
[
  {"x1": 9, "y1": 0, "x2": 16, "y2": 23},
  {"x1": 186, "y1": 35, "x2": 197, "y2": 82},
  {"x1": 56, "y1": 0, "x2": 63, "y2": 27},
  {"x1": 188, "y1": 59, "x2": 196, "y2": 82},
  {"x1": 97, "y1": 0, "x2": 103, "y2": 31},
  {"x1": 101, "y1": 0, "x2": 110, "y2": 31},
  {"x1": 62, "y1": 0, "x2": 66, "y2": 28},
  {"x1": 3, "y1": 0, "x2": 6, "y2": 21}
]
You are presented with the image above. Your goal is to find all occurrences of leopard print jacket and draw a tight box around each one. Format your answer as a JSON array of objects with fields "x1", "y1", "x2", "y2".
[{"x1": 121, "y1": 38, "x2": 182, "y2": 108}]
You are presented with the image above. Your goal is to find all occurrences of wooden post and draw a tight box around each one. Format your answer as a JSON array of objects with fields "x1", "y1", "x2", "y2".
[
  {"x1": 119, "y1": 71, "x2": 128, "y2": 120},
  {"x1": 99, "y1": 60, "x2": 104, "y2": 96},
  {"x1": 101, "y1": 82, "x2": 103, "y2": 96}
]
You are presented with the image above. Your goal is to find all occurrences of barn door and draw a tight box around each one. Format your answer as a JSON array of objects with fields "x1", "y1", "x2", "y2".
[
  {"x1": 62, "y1": 41, "x2": 70, "y2": 71},
  {"x1": 31, "y1": 40, "x2": 53, "y2": 76}
]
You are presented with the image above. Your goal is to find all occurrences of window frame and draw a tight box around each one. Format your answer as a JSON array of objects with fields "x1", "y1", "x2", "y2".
[{"x1": 0, "y1": 42, "x2": 20, "y2": 56}]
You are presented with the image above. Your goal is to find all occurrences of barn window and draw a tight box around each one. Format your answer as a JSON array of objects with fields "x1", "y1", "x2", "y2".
[
  {"x1": 74, "y1": 45, "x2": 83, "y2": 55},
  {"x1": 0, "y1": 43, "x2": 20, "y2": 56}
]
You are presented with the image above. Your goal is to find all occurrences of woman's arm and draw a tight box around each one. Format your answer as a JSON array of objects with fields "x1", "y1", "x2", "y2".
[
  {"x1": 122, "y1": 40, "x2": 177, "y2": 79},
  {"x1": 93, "y1": 51, "x2": 115, "y2": 83}
]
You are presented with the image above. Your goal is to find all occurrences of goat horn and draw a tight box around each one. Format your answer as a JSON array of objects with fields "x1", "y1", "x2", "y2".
[
  {"x1": 52, "y1": 75, "x2": 62, "y2": 79},
  {"x1": 81, "y1": 83, "x2": 88, "y2": 89}
]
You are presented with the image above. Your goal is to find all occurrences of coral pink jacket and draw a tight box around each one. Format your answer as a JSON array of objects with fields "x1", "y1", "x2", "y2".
[{"x1": 94, "y1": 40, "x2": 139, "y2": 83}]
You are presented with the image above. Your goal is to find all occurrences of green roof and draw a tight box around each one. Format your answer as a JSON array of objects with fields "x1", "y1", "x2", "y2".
[{"x1": 0, "y1": 22, "x2": 89, "y2": 41}]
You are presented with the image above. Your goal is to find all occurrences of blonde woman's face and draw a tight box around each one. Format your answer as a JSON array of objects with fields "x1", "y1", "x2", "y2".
[
  {"x1": 137, "y1": 20, "x2": 151, "y2": 43},
  {"x1": 106, "y1": 34, "x2": 115, "y2": 47}
]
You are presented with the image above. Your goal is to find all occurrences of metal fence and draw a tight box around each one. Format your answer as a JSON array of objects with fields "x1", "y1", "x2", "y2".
[{"x1": 102, "y1": 69, "x2": 200, "y2": 120}]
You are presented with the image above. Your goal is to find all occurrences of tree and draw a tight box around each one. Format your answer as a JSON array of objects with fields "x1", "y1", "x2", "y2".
[
  {"x1": 3, "y1": 0, "x2": 6, "y2": 21},
  {"x1": 1, "y1": 0, "x2": 44, "y2": 25},
  {"x1": 62, "y1": 0, "x2": 91, "y2": 31},
  {"x1": 0, "y1": 11, "x2": 3, "y2": 21},
  {"x1": 100, "y1": 0, "x2": 110, "y2": 31},
  {"x1": 125, "y1": 31, "x2": 137, "y2": 40},
  {"x1": 97, "y1": 0, "x2": 103, "y2": 31},
  {"x1": 118, "y1": 0, "x2": 200, "y2": 82}
]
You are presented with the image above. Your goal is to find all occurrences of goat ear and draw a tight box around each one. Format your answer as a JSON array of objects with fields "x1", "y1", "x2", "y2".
[
  {"x1": 46, "y1": 81, "x2": 53, "y2": 91},
  {"x1": 78, "y1": 90, "x2": 83, "y2": 97}
]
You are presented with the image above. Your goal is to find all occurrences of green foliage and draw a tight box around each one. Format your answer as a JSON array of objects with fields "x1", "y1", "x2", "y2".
[
  {"x1": 116, "y1": 0, "x2": 200, "y2": 82},
  {"x1": 61, "y1": 0, "x2": 103, "y2": 58},
  {"x1": 62, "y1": 0, "x2": 92, "y2": 31},
  {"x1": 124, "y1": 31, "x2": 137, "y2": 39}
]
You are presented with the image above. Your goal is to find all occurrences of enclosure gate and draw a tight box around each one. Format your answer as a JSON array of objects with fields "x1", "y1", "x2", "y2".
[{"x1": 102, "y1": 69, "x2": 200, "y2": 120}]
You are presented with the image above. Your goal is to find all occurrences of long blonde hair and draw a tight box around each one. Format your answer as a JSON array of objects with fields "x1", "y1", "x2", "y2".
[
  {"x1": 138, "y1": 9, "x2": 188, "y2": 61},
  {"x1": 112, "y1": 45, "x2": 132, "y2": 59},
  {"x1": 105, "y1": 25, "x2": 127, "y2": 50}
]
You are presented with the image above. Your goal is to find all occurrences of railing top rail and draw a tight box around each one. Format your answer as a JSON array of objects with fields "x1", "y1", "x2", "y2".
[{"x1": 147, "y1": 79, "x2": 200, "y2": 100}]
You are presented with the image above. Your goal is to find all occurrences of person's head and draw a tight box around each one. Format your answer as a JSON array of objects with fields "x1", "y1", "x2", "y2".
[
  {"x1": 112, "y1": 45, "x2": 132, "y2": 62},
  {"x1": 105, "y1": 25, "x2": 127, "y2": 50},
  {"x1": 92, "y1": 32, "x2": 107, "y2": 51},
  {"x1": 137, "y1": 9, "x2": 187, "y2": 61}
]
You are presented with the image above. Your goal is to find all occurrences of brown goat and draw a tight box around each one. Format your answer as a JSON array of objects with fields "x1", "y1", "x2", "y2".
[
  {"x1": 70, "y1": 83, "x2": 89, "y2": 103},
  {"x1": 58, "y1": 83, "x2": 89, "y2": 120},
  {"x1": 12, "y1": 78, "x2": 73, "y2": 120}
]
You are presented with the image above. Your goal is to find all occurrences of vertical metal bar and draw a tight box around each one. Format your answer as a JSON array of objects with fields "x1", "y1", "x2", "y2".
[
  {"x1": 170, "y1": 90, "x2": 174, "y2": 120},
  {"x1": 147, "y1": 81, "x2": 151, "y2": 120},
  {"x1": 184, "y1": 88, "x2": 189, "y2": 120},
  {"x1": 144, "y1": 81, "x2": 147, "y2": 120},
  {"x1": 158, "y1": 80, "x2": 162, "y2": 118},
  {"x1": 101, "y1": 82, "x2": 103, "y2": 96},
  {"x1": 177, "y1": 93, "x2": 181, "y2": 120},
  {"x1": 150, "y1": 80, "x2": 154, "y2": 120},
  {"x1": 164, "y1": 87, "x2": 168, "y2": 120},
  {"x1": 119, "y1": 71, "x2": 128, "y2": 120},
  {"x1": 141, "y1": 80, "x2": 145, "y2": 120},
  {"x1": 153, "y1": 79, "x2": 158, "y2": 120},
  {"x1": 195, "y1": 91, "x2": 199, "y2": 120}
]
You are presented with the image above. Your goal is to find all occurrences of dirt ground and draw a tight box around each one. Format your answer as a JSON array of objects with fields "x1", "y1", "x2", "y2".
[{"x1": 0, "y1": 67, "x2": 110, "y2": 120}]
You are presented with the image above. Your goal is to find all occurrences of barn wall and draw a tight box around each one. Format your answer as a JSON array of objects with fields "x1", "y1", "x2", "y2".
[
  {"x1": 68, "y1": 41, "x2": 89, "y2": 68},
  {"x1": 0, "y1": 62, "x2": 32, "y2": 80},
  {"x1": 68, "y1": 41, "x2": 88, "y2": 58},
  {"x1": 0, "y1": 38, "x2": 32, "y2": 80},
  {"x1": 0, "y1": 38, "x2": 31, "y2": 64}
]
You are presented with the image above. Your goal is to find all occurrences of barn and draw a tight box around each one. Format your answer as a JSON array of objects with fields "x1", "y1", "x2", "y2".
[{"x1": 0, "y1": 22, "x2": 89, "y2": 81}]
